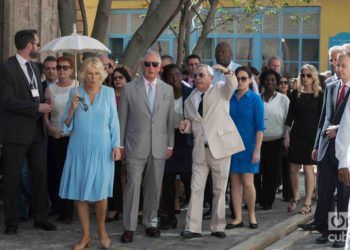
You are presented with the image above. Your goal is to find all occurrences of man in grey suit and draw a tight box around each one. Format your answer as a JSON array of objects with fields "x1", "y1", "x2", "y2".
[
  {"x1": 118, "y1": 50, "x2": 174, "y2": 243},
  {"x1": 299, "y1": 50, "x2": 350, "y2": 248}
]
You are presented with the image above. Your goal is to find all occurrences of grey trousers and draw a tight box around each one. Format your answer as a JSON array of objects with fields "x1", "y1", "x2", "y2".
[{"x1": 123, "y1": 155, "x2": 166, "y2": 231}]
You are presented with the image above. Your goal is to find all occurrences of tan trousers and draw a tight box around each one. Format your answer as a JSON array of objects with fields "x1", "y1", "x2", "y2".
[{"x1": 185, "y1": 148, "x2": 231, "y2": 233}]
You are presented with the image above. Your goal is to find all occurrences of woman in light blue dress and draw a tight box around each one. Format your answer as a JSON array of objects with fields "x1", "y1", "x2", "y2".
[{"x1": 59, "y1": 57, "x2": 121, "y2": 250}]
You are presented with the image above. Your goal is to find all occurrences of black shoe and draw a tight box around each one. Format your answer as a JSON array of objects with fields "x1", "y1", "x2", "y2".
[
  {"x1": 262, "y1": 204, "x2": 272, "y2": 210},
  {"x1": 299, "y1": 222, "x2": 322, "y2": 231},
  {"x1": 180, "y1": 231, "x2": 202, "y2": 239},
  {"x1": 332, "y1": 239, "x2": 345, "y2": 248},
  {"x1": 315, "y1": 233, "x2": 329, "y2": 244},
  {"x1": 4, "y1": 225, "x2": 17, "y2": 235},
  {"x1": 34, "y1": 220, "x2": 57, "y2": 231},
  {"x1": 225, "y1": 221, "x2": 243, "y2": 229},
  {"x1": 48, "y1": 208, "x2": 59, "y2": 217},
  {"x1": 203, "y1": 209, "x2": 212, "y2": 220},
  {"x1": 211, "y1": 231, "x2": 226, "y2": 238},
  {"x1": 249, "y1": 222, "x2": 258, "y2": 229},
  {"x1": 145, "y1": 227, "x2": 161, "y2": 238},
  {"x1": 159, "y1": 218, "x2": 178, "y2": 230}
]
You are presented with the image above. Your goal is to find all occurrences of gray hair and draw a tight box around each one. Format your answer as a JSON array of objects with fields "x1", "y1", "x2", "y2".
[
  {"x1": 267, "y1": 56, "x2": 282, "y2": 66},
  {"x1": 196, "y1": 64, "x2": 214, "y2": 76},
  {"x1": 329, "y1": 45, "x2": 344, "y2": 56},
  {"x1": 342, "y1": 43, "x2": 350, "y2": 52},
  {"x1": 143, "y1": 50, "x2": 161, "y2": 63}
]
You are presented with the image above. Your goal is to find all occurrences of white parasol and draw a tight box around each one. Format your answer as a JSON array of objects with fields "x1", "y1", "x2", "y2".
[{"x1": 40, "y1": 23, "x2": 111, "y2": 90}]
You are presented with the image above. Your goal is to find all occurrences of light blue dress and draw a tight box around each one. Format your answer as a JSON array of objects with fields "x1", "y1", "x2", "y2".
[{"x1": 59, "y1": 85, "x2": 120, "y2": 202}]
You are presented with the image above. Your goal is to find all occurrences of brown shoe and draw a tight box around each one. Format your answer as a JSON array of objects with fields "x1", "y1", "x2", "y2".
[
  {"x1": 120, "y1": 230, "x2": 134, "y2": 243},
  {"x1": 145, "y1": 227, "x2": 161, "y2": 238}
]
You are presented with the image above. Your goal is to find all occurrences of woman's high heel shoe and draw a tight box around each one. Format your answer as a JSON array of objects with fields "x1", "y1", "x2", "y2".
[
  {"x1": 100, "y1": 238, "x2": 111, "y2": 249},
  {"x1": 73, "y1": 240, "x2": 91, "y2": 250}
]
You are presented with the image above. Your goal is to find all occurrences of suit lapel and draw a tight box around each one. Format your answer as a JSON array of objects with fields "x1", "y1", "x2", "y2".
[
  {"x1": 153, "y1": 79, "x2": 163, "y2": 115},
  {"x1": 136, "y1": 79, "x2": 151, "y2": 114},
  {"x1": 13, "y1": 57, "x2": 32, "y2": 93},
  {"x1": 188, "y1": 90, "x2": 202, "y2": 121}
]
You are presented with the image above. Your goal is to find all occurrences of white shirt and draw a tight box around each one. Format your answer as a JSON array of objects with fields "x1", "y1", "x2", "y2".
[
  {"x1": 262, "y1": 92, "x2": 290, "y2": 141},
  {"x1": 192, "y1": 85, "x2": 213, "y2": 110},
  {"x1": 16, "y1": 53, "x2": 38, "y2": 89},
  {"x1": 335, "y1": 80, "x2": 350, "y2": 169}
]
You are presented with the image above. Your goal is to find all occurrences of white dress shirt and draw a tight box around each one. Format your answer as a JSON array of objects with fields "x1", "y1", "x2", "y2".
[{"x1": 16, "y1": 53, "x2": 38, "y2": 89}]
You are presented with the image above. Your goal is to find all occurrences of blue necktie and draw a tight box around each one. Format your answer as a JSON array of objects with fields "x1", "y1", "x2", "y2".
[{"x1": 148, "y1": 83, "x2": 155, "y2": 113}]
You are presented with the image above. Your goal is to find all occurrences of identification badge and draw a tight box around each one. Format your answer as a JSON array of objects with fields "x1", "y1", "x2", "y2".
[{"x1": 31, "y1": 89, "x2": 39, "y2": 98}]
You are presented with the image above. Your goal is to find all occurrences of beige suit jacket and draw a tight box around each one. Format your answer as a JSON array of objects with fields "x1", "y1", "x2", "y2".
[{"x1": 183, "y1": 75, "x2": 245, "y2": 163}]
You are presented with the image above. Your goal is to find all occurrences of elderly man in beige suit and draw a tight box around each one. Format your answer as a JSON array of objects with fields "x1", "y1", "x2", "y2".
[{"x1": 179, "y1": 64, "x2": 244, "y2": 239}]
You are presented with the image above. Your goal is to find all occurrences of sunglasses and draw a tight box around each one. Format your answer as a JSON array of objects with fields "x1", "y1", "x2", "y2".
[
  {"x1": 279, "y1": 80, "x2": 289, "y2": 85},
  {"x1": 56, "y1": 65, "x2": 71, "y2": 71},
  {"x1": 300, "y1": 73, "x2": 312, "y2": 79},
  {"x1": 193, "y1": 72, "x2": 207, "y2": 78},
  {"x1": 113, "y1": 76, "x2": 124, "y2": 81},
  {"x1": 144, "y1": 61, "x2": 160, "y2": 68},
  {"x1": 78, "y1": 96, "x2": 88, "y2": 112},
  {"x1": 237, "y1": 77, "x2": 248, "y2": 83}
]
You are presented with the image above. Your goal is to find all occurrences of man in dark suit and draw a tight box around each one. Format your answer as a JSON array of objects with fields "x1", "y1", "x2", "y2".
[
  {"x1": 0, "y1": 29, "x2": 56, "y2": 234},
  {"x1": 324, "y1": 45, "x2": 343, "y2": 86},
  {"x1": 41, "y1": 56, "x2": 58, "y2": 93},
  {"x1": 299, "y1": 50, "x2": 350, "y2": 248}
]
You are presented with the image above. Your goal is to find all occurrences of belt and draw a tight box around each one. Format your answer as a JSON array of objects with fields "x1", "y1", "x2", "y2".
[{"x1": 204, "y1": 143, "x2": 209, "y2": 148}]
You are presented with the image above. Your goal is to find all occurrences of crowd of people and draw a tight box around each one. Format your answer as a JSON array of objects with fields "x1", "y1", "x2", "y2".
[{"x1": 1, "y1": 28, "x2": 350, "y2": 249}]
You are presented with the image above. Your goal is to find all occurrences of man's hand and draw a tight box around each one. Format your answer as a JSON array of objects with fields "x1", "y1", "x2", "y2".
[
  {"x1": 112, "y1": 148, "x2": 121, "y2": 161},
  {"x1": 339, "y1": 168, "x2": 350, "y2": 186},
  {"x1": 167, "y1": 148, "x2": 173, "y2": 159},
  {"x1": 49, "y1": 127, "x2": 64, "y2": 139},
  {"x1": 326, "y1": 127, "x2": 337, "y2": 139},
  {"x1": 38, "y1": 103, "x2": 53, "y2": 114},
  {"x1": 212, "y1": 64, "x2": 230, "y2": 74},
  {"x1": 283, "y1": 134, "x2": 290, "y2": 148},
  {"x1": 179, "y1": 119, "x2": 190, "y2": 134},
  {"x1": 311, "y1": 149, "x2": 318, "y2": 161},
  {"x1": 120, "y1": 148, "x2": 125, "y2": 159}
]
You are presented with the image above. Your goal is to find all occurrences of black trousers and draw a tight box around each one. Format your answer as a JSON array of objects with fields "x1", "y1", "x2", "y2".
[
  {"x1": 314, "y1": 145, "x2": 350, "y2": 233},
  {"x1": 107, "y1": 160, "x2": 123, "y2": 212},
  {"x1": 255, "y1": 138, "x2": 283, "y2": 207},
  {"x1": 51, "y1": 136, "x2": 73, "y2": 219},
  {"x1": 2, "y1": 137, "x2": 48, "y2": 226},
  {"x1": 160, "y1": 171, "x2": 191, "y2": 220},
  {"x1": 47, "y1": 136, "x2": 58, "y2": 211},
  {"x1": 281, "y1": 153, "x2": 293, "y2": 201}
]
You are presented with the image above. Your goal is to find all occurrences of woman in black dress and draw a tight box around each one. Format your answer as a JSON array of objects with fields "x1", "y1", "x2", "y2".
[{"x1": 284, "y1": 64, "x2": 323, "y2": 214}]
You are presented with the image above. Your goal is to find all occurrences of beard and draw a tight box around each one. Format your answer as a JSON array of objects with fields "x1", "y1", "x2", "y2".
[{"x1": 29, "y1": 49, "x2": 39, "y2": 59}]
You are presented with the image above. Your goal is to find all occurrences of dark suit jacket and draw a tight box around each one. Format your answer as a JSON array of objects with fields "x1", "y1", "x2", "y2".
[
  {"x1": 314, "y1": 80, "x2": 347, "y2": 164},
  {"x1": 0, "y1": 56, "x2": 46, "y2": 144}
]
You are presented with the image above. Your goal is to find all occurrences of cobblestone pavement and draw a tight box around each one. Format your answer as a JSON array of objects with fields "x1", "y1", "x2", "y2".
[{"x1": 0, "y1": 193, "x2": 307, "y2": 250}]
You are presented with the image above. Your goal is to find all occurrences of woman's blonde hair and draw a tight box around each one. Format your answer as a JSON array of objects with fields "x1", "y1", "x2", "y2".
[
  {"x1": 79, "y1": 57, "x2": 108, "y2": 84},
  {"x1": 297, "y1": 64, "x2": 322, "y2": 97}
]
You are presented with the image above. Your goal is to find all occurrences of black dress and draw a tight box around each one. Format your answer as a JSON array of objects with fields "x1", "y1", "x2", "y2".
[{"x1": 285, "y1": 90, "x2": 323, "y2": 164}]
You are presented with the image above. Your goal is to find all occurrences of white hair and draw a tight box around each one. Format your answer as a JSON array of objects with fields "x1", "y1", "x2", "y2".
[
  {"x1": 143, "y1": 50, "x2": 161, "y2": 63},
  {"x1": 329, "y1": 45, "x2": 344, "y2": 56},
  {"x1": 196, "y1": 64, "x2": 214, "y2": 76},
  {"x1": 342, "y1": 43, "x2": 350, "y2": 52}
]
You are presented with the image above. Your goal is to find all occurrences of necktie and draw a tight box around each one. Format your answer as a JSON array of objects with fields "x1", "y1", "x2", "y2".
[
  {"x1": 148, "y1": 83, "x2": 155, "y2": 113},
  {"x1": 25, "y1": 61, "x2": 35, "y2": 88},
  {"x1": 198, "y1": 93, "x2": 204, "y2": 117},
  {"x1": 337, "y1": 84, "x2": 347, "y2": 108}
]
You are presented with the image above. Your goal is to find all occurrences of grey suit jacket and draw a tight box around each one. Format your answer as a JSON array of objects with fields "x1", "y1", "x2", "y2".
[
  {"x1": 314, "y1": 80, "x2": 341, "y2": 162},
  {"x1": 118, "y1": 76, "x2": 175, "y2": 159}
]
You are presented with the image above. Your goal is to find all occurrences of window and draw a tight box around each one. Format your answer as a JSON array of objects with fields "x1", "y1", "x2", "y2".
[
  {"x1": 109, "y1": 14, "x2": 127, "y2": 33},
  {"x1": 282, "y1": 12, "x2": 299, "y2": 34},
  {"x1": 262, "y1": 39, "x2": 279, "y2": 62},
  {"x1": 263, "y1": 12, "x2": 280, "y2": 34},
  {"x1": 110, "y1": 38, "x2": 124, "y2": 61}
]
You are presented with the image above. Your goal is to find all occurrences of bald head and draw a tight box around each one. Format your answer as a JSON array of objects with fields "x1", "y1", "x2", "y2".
[{"x1": 215, "y1": 42, "x2": 233, "y2": 67}]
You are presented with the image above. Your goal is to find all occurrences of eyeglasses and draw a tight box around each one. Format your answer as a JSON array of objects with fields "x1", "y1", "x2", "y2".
[
  {"x1": 237, "y1": 77, "x2": 248, "y2": 83},
  {"x1": 56, "y1": 65, "x2": 71, "y2": 71},
  {"x1": 113, "y1": 76, "x2": 124, "y2": 81},
  {"x1": 144, "y1": 61, "x2": 160, "y2": 68},
  {"x1": 193, "y1": 72, "x2": 207, "y2": 78},
  {"x1": 31, "y1": 42, "x2": 40, "y2": 47},
  {"x1": 300, "y1": 73, "x2": 312, "y2": 79},
  {"x1": 279, "y1": 80, "x2": 289, "y2": 85},
  {"x1": 78, "y1": 96, "x2": 88, "y2": 112}
]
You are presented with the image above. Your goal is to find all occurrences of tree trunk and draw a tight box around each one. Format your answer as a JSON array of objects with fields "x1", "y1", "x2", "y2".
[
  {"x1": 91, "y1": 0, "x2": 112, "y2": 42},
  {"x1": 192, "y1": 0, "x2": 218, "y2": 56},
  {"x1": 176, "y1": 0, "x2": 192, "y2": 68},
  {"x1": 78, "y1": 0, "x2": 88, "y2": 35},
  {"x1": 58, "y1": 0, "x2": 76, "y2": 36},
  {"x1": 120, "y1": 0, "x2": 186, "y2": 75}
]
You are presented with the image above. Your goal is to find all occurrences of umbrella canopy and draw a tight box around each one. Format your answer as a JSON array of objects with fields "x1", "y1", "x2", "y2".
[{"x1": 40, "y1": 24, "x2": 111, "y2": 54}]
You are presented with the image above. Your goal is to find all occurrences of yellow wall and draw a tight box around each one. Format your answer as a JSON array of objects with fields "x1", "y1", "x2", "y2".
[
  {"x1": 84, "y1": 0, "x2": 350, "y2": 71},
  {"x1": 319, "y1": 0, "x2": 350, "y2": 71}
]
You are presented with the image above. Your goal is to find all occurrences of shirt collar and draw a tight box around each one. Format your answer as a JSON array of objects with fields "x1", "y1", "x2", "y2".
[
  {"x1": 341, "y1": 79, "x2": 350, "y2": 87},
  {"x1": 143, "y1": 75, "x2": 157, "y2": 86},
  {"x1": 198, "y1": 84, "x2": 213, "y2": 95},
  {"x1": 234, "y1": 89, "x2": 252, "y2": 98},
  {"x1": 16, "y1": 53, "x2": 29, "y2": 66}
]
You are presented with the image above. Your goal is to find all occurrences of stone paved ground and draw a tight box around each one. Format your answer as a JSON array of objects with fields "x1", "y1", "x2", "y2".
[{"x1": 0, "y1": 194, "x2": 313, "y2": 250}]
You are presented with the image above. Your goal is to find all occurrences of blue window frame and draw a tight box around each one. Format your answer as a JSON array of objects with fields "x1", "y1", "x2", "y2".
[{"x1": 108, "y1": 7, "x2": 320, "y2": 76}]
